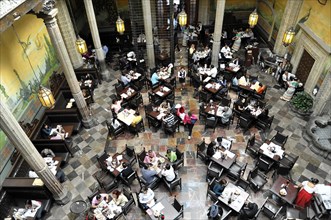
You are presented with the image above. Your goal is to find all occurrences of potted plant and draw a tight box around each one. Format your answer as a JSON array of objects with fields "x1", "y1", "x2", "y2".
[{"x1": 289, "y1": 91, "x2": 313, "y2": 116}]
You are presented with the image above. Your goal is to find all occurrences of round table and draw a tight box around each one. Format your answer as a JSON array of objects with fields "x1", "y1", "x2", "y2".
[{"x1": 70, "y1": 200, "x2": 87, "y2": 215}]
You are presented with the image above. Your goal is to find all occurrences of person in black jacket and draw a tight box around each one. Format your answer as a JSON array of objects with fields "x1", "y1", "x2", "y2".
[
  {"x1": 207, "y1": 141, "x2": 216, "y2": 157},
  {"x1": 238, "y1": 202, "x2": 258, "y2": 220},
  {"x1": 121, "y1": 162, "x2": 134, "y2": 178}
]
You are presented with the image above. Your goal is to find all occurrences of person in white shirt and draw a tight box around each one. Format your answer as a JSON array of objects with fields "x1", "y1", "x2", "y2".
[
  {"x1": 178, "y1": 66, "x2": 187, "y2": 90},
  {"x1": 210, "y1": 65, "x2": 218, "y2": 78},
  {"x1": 25, "y1": 200, "x2": 42, "y2": 219},
  {"x1": 161, "y1": 163, "x2": 176, "y2": 182},
  {"x1": 29, "y1": 168, "x2": 66, "y2": 183},
  {"x1": 220, "y1": 45, "x2": 232, "y2": 59},
  {"x1": 238, "y1": 74, "x2": 250, "y2": 86},
  {"x1": 139, "y1": 186, "x2": 155, "y2": 210}
]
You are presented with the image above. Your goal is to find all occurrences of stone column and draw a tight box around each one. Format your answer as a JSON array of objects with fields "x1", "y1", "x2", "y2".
[
  {"x1": 41, "y1": 9, "x2": 94, "y2": 128},
  {"x1": 313, "y1": 72, "x2": 331, "y2": 116},
  {"x1": 142, "y1": 0, "x2": 155, "y2": 69},
  {"x1": 211, "y1": 0, "x2": 226, "y2": 67},
  {"x1": 273, "y1": 0, "x2": 303, "y2": 56},
  {"x1": 0, "y1": 102, "x2": 71, "y2": 205},
  {"x1": 83, "y1": 0, "x2": 110, "y2": 81},
  {"x1": 56, "y1": 0, "x2": 84, "y2": 69},
  {"x1": 198, "y1": 0, "x2": 209, "y2": 25}
]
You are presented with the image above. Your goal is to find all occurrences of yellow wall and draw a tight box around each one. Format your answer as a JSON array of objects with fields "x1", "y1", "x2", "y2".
[
  {"x1": 298, "y1": 0, "x2": 331, "y2": 46},
  {"x1": 225, "y1": 0, "x2": 256, "y2": 10}
]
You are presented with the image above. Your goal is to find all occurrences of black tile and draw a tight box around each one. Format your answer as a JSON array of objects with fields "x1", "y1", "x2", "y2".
[
  {"x1": 315, "y1": 168, "x2": 328, "y2": 179},
  {"x1": 85, "y1": 136, "x2": 95, "y2": 143},
  {"x1": 67, "y1": 170, "x2": 78, "y2": 180},
  {"x1": 71, "y1": 160, "x2": 82, "y2": 169},
  {"x1": 274, "y1": 126, "x2": 284, "y2": 133},
  {"x1": 306, "y1": 163, "x2": 318, "y2": 173},
  {"x1": 82, "y1": 146, "x2": 92, "y2": 154},
  {"x1": 298, "y1": 175, "x2": 308, "y2": 183},
  {"x1": 74, "y1": 136, "x2": 84, "y2": 143}
]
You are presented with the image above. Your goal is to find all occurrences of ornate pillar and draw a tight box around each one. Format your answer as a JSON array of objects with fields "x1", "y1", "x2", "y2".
[
  {"x1": 273, "y1": 0, "x2": 303, "y2": 56},
  {"x1": 56, "y1": 0, "x2": 84, "y2": 69},
  {"x1": 83, "y1": 0, "x2": 110, "y2": 81},
  {"x1": 211, "y1": 0, "x2": 226, "y2": 67},
  {"x1": 198, "y1": 0, "x2": 209, "y2": 25},
  {"x1": 41, "y1": 8, "x2": 94, "y2": 128},
  {"x1": 313, "y1": 72, "x2": 331, "y2": 116},
  {"x1": 142, "y1": 0, "x2": 156, "y2": 69},
  {"x1": 0, "y1": 102, "x2": 71, "y2": 205}
]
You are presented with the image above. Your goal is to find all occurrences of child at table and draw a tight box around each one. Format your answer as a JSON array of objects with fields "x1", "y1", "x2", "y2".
[{"x1": 144, "y1": 150, "x2": 157, "y2": 164}]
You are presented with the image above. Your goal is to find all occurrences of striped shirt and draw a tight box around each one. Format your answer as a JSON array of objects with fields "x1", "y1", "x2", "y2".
[{"x1": 163, "y1": 114, "x2": 175, "y2": 126}]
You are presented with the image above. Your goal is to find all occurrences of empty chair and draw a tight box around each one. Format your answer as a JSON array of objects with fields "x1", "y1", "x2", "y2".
[
  {"x1": 260, "y1": 198, "x2": 283, "y2": 219},
  {"x1": 227, "y1": 161, "x2": 247, "y2": 181},
  {"x1": 207, "y1": 161, "x2": 224, "y2": 182},
  {"x1": 122, "y1": 145, "x2": 137, "y2": 166},
  {"x1": 245, "y1": 134, "x2": 261, "y2": 158},
  {"x1": 285, "y1": 206, "x2": 308, "y2": 220},
  {"x1": 197, "y1": 138, "x2": 209, "y2": 164},
  {"x1": 271, "y1": 131, "x2": 288, "y2": 148},
  {"x1": 122, "y1": 188, "x2": 135, "y2": 215},
  {"x1": 172, "y1": 196, "x2": 184, "y2": 220},
  {"x1": 256, "y1": 156, "x2": 275, "y2": 173},
  {"x1": 199, "y1": 104, "x2": 208, "y2": 121},
  {"x1": 199, "y1": 90, "x2": 212, "y2": 103},
  {"x1": 172, "y1": 146, "x2": 184, "y2": 171},
  {"x1": 144, "y1": 104, "x2": 153, "y2": 115},
  {"x1": 247, "y1": 167, "x2": 268, "y2": 192},
  {"x1": 205, "y1": 116, "x2": 218, "y2": 132},
  {"x1": 137, "y1": 148, "x2": 147, "y2": 168},
  {"x1": 235, "y1": 177, "x2": 250, "y2": 191},
  {"x1": 237, "y1": 115, "x2": 253, "y2": 133},
  {"x1": 93, "y1": 170, "x2": 118, "y2": 192},
  {"x1": 163, "y1": 174, "x2": 182, "y2": 195},
  {"x1": 115, "y1": 82, "x2": 124, "y2": 94},
  {"x1": 96, "y1": 150, "x2": 109, "y2": 171},
  {"x1": 256, "y1": 115, "x2": 274, "y2": 131},
  {"x1": 278, "y1": 152, "x2": 298, "y2": 175},
  {"x1": 148, "y1": 92, "x2": 162, "y2": 106},
  {"x1": 220, "y1": 97, "x2": 231, "y2": 107}
]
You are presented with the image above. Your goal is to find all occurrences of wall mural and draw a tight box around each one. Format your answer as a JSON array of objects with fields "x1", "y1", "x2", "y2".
[{"x1": 0, "y1": 14, "x2": 59, "y2": 172}]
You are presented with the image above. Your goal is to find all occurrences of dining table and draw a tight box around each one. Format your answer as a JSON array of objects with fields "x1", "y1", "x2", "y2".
[
  {"x1": 93, "y1": 200, "x2": 122, "y2": 220},
  {"x1": 205, "y1": 82, "x2": 222, "y2": 94},
  {"x1": 117, "y1": 109, "x2": 136, "y2": 126},
  {"x1": 259, "y1": 141, "x2": 284, "y2": 161},
  {"x1": 152, "y1": 85, "x2": 172, "y2": 99},
  {"x1": 106, "y1": 152, "x2": 130, "y2": 177},
  {"x1": 147, "y1": 197, "x2": 180, "y2": 220},
  {"x1": 119, "y1": 87, "x2": 137, "y2": 100},
  {"x1": 211, "y1": 149, "x2": 237, "y2": 170},
  {"x1": 269, "y1": 175, "x2": 298, "y2": 204},
  {"x1": 218, "y1": 182, "x2": 250, "y2": 213}
]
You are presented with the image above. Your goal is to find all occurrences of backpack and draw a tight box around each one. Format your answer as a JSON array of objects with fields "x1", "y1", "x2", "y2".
[{"x1": 208, "y1": 204, "x2": 219, "y2": 218}]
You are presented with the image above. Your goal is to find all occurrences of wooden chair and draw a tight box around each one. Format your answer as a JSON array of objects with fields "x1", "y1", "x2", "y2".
[
  {"x1": 172, "y1": 196, "x2": 184, "y2": 220},
  {"x1": 247, "y1": 167, "x2": 268, "y2": 192}
]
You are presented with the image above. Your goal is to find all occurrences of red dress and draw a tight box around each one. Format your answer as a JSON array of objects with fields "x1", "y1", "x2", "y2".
[{"x1": 295, "y1": 181, "x2": 315, "y2": 208}]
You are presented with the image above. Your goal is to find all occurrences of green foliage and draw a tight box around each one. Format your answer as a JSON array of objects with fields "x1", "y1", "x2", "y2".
[{"x1": 290, "y1": 92, "x2": 313, "y2": 113}]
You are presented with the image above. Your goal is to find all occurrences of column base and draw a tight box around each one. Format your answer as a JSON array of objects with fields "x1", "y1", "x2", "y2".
[
  {"x1": 54, "y1": 190, "x2": 72, "y2": 205},
  {"x1": 82, "y1": 117, "x2": 96, "y2": 128},
  {"x1": 101, "y1": 68, "x2": 111, "y2": 82}
]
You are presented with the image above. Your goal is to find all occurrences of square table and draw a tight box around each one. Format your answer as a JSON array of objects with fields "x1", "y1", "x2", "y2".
[
  {"x1": 147, "y1": 197, "x2": 180, "y2": 220},
  {"x1": 259, "y1": 142, "x2": 284, "y2": 161},
  {"x1": 152, "y1": 86, "x2": 172, "y2": 98},
  {"x1": 106, "y1": 153, "x2": 129, "y2": 177},
  {"x1": 117, "y1": 109, "x2": 136, "y2": 126},
  {"x1": 211, "y1": 149, "x2": 237, "y2": 170},
  {"x1": 205, "y1": 82, "x2": 222, "y2": 94},
  {"x1": 119, "y1": 87, "x2": 137, "y2": 100},
  {"x1": 269, "y1": 175, "x2": 298, "y2": 204},
  {"x1": 218, "y1": 182, "x2": 250, "y2": 213}
]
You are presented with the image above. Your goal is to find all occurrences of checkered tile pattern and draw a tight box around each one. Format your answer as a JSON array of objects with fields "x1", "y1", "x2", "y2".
[{"x1": 43, "y1": 47, "x2": 330, "y2": 220}]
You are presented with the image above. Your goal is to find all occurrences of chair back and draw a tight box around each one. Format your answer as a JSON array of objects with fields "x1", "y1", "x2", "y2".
[
  {"x1": 257, "y1": 156, "x2": 273, "y2": 172},
  {"x1": 115, "y1": 83, "x2": 124, "y2": 94},
  {"x1": 248, "y1": 134, "x2": 256, "y2": 146},
  {"x1": 197, "y1": 139, "x2": 206, "y2": 152},
  {"x1": 220, "y1": 97, "x2": 231, "y2": 107},
  {"x1": 144, "y1": 104, "x2": 153, "y2": 114},
  {"x1": 173, "y1": 197, "x2": 183, "y2": 212},
  {"x1": 126, "y1": 145, "x2": 135, "y2": 157}
]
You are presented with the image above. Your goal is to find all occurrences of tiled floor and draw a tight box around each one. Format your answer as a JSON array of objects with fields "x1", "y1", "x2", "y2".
[{"x1": 44, "y1": 47, "x2": 331, "y2": 220}]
